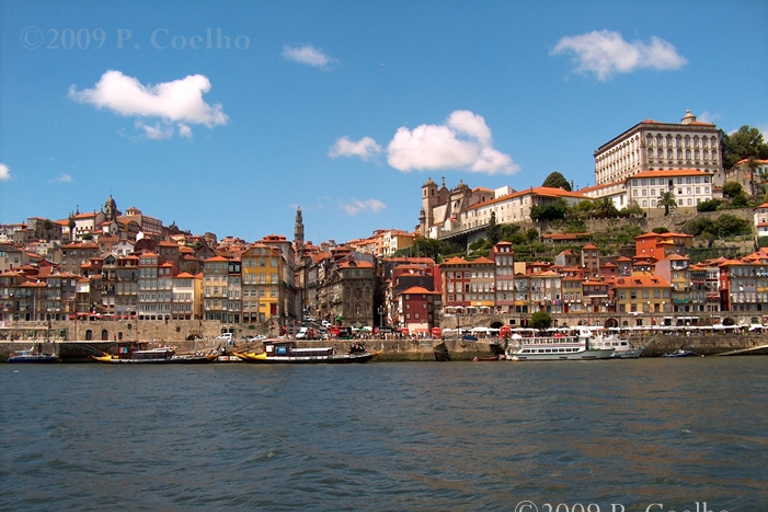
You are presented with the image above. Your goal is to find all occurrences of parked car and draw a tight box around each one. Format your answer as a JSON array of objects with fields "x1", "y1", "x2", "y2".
[{"x1": 296, "y1": 327, "x2": 317, "y2": 340}]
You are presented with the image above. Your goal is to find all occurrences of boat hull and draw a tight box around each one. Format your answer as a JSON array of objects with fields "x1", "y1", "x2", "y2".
[
  {"x1": 91, "y1": 354, "x2": 218, "y2": 364},
  {"x1": 7, "y1": 354, "x2": 59, "y2": 364},
  {"x1": 506, "y1": 348, "x2": 615, "y2": 361},
  {"x1": 235, "y1": 351, "x2": 374, "y2": 364}
]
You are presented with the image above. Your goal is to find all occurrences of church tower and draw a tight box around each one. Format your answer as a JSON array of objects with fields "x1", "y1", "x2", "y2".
[
  {"x1": 294, "y1": 207, "x2": 305, "y2": 245},
  {"x1": 104, "y1": 194, "x2": 118, "y2": 222},
  {"x1": 420, "y1": 177, "x2": 438, "y2": 234}
]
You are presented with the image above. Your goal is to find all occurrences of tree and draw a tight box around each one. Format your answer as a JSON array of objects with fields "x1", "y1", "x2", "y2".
[
  {"x1": 541, "y1": 172, "x2": 572, "y2": 191},
  {"x1": 715, "y1": 214, "x2": 751, "y2": 237},
  {"x1": 595, "y1": 197, "x2": 618, "y2": 218},
  {"x1": 571, "y1": 199, "x2": 596, "y2": 219},
  {"x1": 530, "y1": 311, "x2": 553, "y2": 331},
  {"x1": 697, "y1": 198, "x2": 722, "y2": 212},
  {"x1": 657, "y1": 191, "x2": 677, "y2": 217},
  {"x1": 685, "y1": 217, "x2": 716, "y2": 237},
  {"x1": 485, "y1": 211, "x2": 501, "y2": 246},
  {"x1": 721, "y1": 125, "x2": 768, "y2": 169},
  {"x1": 722, "y1": 181, "x2": 744, "y2": 199},
  {"x1": 530, "y1": 200, "x2": 568, "y2": 221},
  {"x1": 620, "y1": 201, "x2": 644, "y2": 218}
]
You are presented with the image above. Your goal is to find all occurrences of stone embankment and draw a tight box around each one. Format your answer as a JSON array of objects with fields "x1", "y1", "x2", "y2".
[{"x1": 2, "y1": 334, "x2": 768, "y2": 362}]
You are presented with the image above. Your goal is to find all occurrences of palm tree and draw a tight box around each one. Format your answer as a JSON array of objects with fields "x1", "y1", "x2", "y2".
[
  {"x1": 596, "y1": 197, "x2": 618, "y2": 218},
  {"x1": 657, "y1": 191, "x2": 677, "y2": 217}
]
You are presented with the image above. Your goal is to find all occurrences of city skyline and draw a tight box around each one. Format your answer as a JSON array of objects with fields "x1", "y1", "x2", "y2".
[{"x1": 1, "y1": 1, "x2": 766, "y2": 244}]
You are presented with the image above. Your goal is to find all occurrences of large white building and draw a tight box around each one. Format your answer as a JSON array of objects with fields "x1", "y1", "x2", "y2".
[{"x1": 594, "y1": 110, "x2": 722, "y2": 187}]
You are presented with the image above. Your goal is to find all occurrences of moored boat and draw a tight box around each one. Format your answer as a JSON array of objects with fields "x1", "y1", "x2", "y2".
[
  {"x1": 91, "y1": 342, "x2": 219, "y2": 364},
  {"x1": 663, "y1": 348, "x2": 699, "y2": 358},
  {"x1": 592, "y1": 334, "x2": 648, "y2": 359},
  {"x1": 504, "y1": 331, "x2": 614, "y2": 361},
  {"x1": 7, "y1": 347, "x2": 59, "y2": 364},
  {"x1": 234, "y1": 340, "x2": 375, "y2": 364}
]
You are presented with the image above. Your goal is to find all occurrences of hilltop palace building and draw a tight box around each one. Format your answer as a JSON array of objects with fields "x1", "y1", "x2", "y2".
[
  {"x1": 582, "y1": 110, "x2": 723, "y2": 211},
  {"x1": 417, "y1": 110, "x2": 725, "y2": 245}
]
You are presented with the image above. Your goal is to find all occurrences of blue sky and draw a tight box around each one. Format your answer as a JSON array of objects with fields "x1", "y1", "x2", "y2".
[{"x1": 1, "y1": 1, "x2": 767, "y2": 245}]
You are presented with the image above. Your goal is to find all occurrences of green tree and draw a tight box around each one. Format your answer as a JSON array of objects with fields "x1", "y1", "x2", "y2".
[
  {"x1": 657, "y1": 191, "x2": 677, "y2": 217},
  {"x1": 500, "y1": 223, "x2": 521, "y2": 240},
  {"x1": 696, "y1": 198, "x2": 721, "y2": 212},
  {"x1": 571, "y1": 199, "x2": 596, "y2": 219},
  {"x1": 685, "y1": 217, "x2": 717, "y2": 237},
  {"x1": 530, "y1": 311, "x2": 553, "y2": 331},
  {"x1": 485, "y1": 211, "x2": 501, "y2": 246},
  {"x1": 526, "y1": 228, "x2": 539, "y2": 242},
  {"x1": 530, "y1": 200, "x2": 568, "y2": 221},
  {"x1": 541, "y1": 172, "x2": 572, "y2": 191},
  {"x1": 595, "y1": 197, "x2": 618, "y2": 218},
  {"x1": 620, "y1": 201, "x2": 644, "y2": 218},
  {"x1": 394, "y1": 237, "x2": 463, "y2": 260},
  {"x1": 721, "y1": 125, "x2": 768, "y2": 169},
  {"x1": 715, "y1": 214, "x2": 751, "y2": 237},
  {"x1": 722, "y1": 181, "x2": 744, "y2": 199}
]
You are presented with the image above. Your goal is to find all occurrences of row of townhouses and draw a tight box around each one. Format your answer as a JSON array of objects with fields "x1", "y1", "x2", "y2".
[
  {"x1": 3, "y1": 218, "x2": 768, "y2": 334},
  {"x1": 3, "y1": 110, "x2": 768, "y2": 334}
]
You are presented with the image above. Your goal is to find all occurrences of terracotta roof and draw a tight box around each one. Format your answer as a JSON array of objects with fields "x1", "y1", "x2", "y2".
[
  {"x1": 442, "y1": 256, "x2": 470, "y2": 265},
  {"x1": 615, "y1": 274, "x2": 670, "y2": 288},
  {"x1": 578, "y1": 180, "x2": 626, "y2": 194},
  {"x1": 400, "y1": 286, "x2": 438, "y2": 295},
  {"x1": 629, "y1": 169, "x2": 713, "y2": 179},
  {"x1": 466, "y1": 186, "x2": 589, "y2": 211}
]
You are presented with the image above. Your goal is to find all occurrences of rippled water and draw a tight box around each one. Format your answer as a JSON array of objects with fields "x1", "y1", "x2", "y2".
[{"x1": 2, "y1": 358, "x2": 767, "y2": 511}]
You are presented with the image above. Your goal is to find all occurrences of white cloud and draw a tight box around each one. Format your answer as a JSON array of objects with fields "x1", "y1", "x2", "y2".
[
  {"x1": 552, "y1": 30, "x2": 687, "y2": 81},
  {"x1": 49, "y1": 173, "x2": 72, "y2": 183},
  {"x1": 283, "y1": 45, "x2": 337, "y2": 70},
  {"x1": 386, "y1": 110, "x2": 519, "y2": 175},
  {"x1": 69, "y1": 70, "x2": 228, "y2": 138},
  {"x1": 0, "y1": 163, "x2": 10, "y2": 181},
  {"x1": 136, "y1": 120, "x2": 174, "y2": 140},
  {"x1": 340, "y1": 198, "x2": 387, "y2": 216},
  {"x1": 329, "y1": 136, "x2": 383, "y2": 161}
]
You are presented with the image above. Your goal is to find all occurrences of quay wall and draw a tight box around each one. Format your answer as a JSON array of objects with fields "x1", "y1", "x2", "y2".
[{"x1": 2, "y1": 334, "x2": 768, "y2": 362}]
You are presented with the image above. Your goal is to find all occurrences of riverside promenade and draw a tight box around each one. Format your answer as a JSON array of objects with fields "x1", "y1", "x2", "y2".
[{"x1": 2, "y1": 334, "x2": 768, "y2": 362}]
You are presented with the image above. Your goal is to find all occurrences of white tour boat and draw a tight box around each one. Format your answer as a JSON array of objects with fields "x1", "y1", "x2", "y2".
[
  {"x1": 591, "y1": 333, "x2": 648, "y2": 359},
  {"x1": 504, "y1": 331, "x2": 614, "y2": 361}
]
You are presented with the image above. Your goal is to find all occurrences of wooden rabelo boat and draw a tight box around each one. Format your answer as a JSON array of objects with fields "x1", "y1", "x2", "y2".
[
  {"x1": 234, "y1": 340, "x2": 375, "y2": 364},
  {"x1": 91, "y1": 342, "x2": 219, "y2": 364}
]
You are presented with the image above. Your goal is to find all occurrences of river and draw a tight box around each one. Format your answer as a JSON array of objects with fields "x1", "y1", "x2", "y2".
[{"x1": 2, "y1": 358, "x2": 766, "y2": 511}]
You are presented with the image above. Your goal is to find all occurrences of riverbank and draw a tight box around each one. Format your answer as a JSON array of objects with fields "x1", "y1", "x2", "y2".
[{"x1": 2, "y1": 334, "x2": 768, "y2": 362}]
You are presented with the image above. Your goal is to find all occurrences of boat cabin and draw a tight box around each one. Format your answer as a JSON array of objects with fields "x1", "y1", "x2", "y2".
[
  {"x1": 263, "y1": 340, "x2": 333, "y2": 358},
  {"x1": 113, "y1": 342, "x2": 175, "y2": 360}
]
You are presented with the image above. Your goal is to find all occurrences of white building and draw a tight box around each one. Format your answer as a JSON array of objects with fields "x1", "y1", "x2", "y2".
[
  {"x1": 755, "y1": 202, "x2": 768, "y2": 240},
  {"x1": 626, "y1": 169, "x2": 714, "y2": 211},
  {"x1": 594, "y1": 110, "x2": 722, "y2": 187}
]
